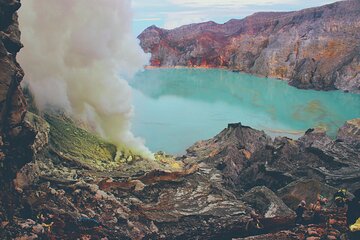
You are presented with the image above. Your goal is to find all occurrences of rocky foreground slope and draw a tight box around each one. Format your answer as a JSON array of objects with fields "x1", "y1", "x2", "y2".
[
  {"x1": 1, "y1": 115, "x2": 359, "y2": 239},
  {"x1": 138, "y1": 0, "x2": 360, "y2": 93},
  {"x1": 1, "y1": 1, "x2": 360, "y2": 239}
]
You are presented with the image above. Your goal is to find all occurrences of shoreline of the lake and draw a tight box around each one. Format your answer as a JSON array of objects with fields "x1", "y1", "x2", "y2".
[
  {"x1": 143, "y1": 65, "x2": 287, "y2": 80},
  {"x1": 131, "y1": 68, "x2": 360, "y2": 154},
  {"x1": 143, "y1": 66, "x2": 358, "y2": 94}
]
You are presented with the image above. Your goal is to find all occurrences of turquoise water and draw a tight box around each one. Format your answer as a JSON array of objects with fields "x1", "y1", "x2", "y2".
[{"x1": 130, "y1": 68, "x2": 360, "y2": 154}]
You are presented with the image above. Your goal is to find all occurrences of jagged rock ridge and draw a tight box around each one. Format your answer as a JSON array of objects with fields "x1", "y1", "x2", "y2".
[
  {"x1": 184, "y1": 121, "x2": 360, "y2": 193},
  {"x1": 138, "y1": 0, "x2": 360, "y2": 93}
]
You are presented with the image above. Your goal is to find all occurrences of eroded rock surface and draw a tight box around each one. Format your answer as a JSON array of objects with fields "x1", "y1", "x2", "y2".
[
  {"x1": 138, "y1": 0, "x2": 360, "y2": 92},
  {"x1": 277, "y1": 179, "x2": 338, "y2": 210},
  {"x1": 337, "y1": 119, "x2": 360, "y2": 148},
  {"x1": 242, "y1": 186, "x2": 295, "y2": 219},
  {"x1": 184, "y1": 122, "x2": 360, "y2": 193},
  {"x1": 4, "y1": 118, "x2": 358, "y2": 239},
  {"x1": 2, "y1": 119, "x2": 359, "y2": 239}
]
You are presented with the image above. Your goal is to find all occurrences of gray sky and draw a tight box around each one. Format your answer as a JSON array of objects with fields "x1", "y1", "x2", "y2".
[{"x1": 132, "y1": 0, "x2": 340, "y2": 35}]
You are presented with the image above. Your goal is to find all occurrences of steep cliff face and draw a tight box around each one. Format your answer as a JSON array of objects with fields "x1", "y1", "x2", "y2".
[
  {"x1": 0, "y1": 0, "x2": 34, "y2": 180},
  {"x1": 0, "y1": 0, "x2": 42, "y2": 232},
  {"x1": 138, "y1": 0, "x2": 360, "y2": 93}
]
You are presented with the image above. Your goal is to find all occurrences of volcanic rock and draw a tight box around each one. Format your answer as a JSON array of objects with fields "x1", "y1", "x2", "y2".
[
  {"x1": 242, "y1": 186, "x2": 295, "y2": 219},
  {"x1": 277, "y1": 179, "x2": 340, "y2": 211},
  {"x1": 184, "y1": 120, "x2": 360, "y2": 193},
  {"x1": 337, "y1": 119, "x2": 360, "y2": 148}
]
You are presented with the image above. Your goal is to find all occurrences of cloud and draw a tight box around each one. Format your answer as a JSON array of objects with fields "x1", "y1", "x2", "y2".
[
  {"x1": 131, "y1": 1, "x2": 166, "y2": 8},
  {"x1": 159, "y1": 0, "x2": 339, "y2": 30},
  {"x1": 132, "y1": 0, "x2": 339, "y2": 34},
  {"x1": 163, "y1": 11, "x2": 208, "y2": 29},
  {"x1": 134, "y1": 18, "x2": 162, "y2": 22},
  {"x1": 168, "y1": 0, "x2": 297, "y2": 8}
]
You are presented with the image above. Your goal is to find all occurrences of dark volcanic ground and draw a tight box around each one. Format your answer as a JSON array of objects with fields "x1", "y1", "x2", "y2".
[{"x1": 1, "y1": 118, "x2": 359, "y2": 239}]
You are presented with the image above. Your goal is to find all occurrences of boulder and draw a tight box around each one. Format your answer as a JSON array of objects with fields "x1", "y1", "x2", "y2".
[
  {"x1": 337, "y1": 118, "x2": 360, "y2": 147},
  {"x1": 277, "y1": 179, "x2": 338, "y2": 210},
  {"x1": 242, "y1": 186, "x2": 295, "y2": 219}
]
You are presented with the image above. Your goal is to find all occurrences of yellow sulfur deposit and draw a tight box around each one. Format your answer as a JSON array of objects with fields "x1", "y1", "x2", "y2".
[{"x1": 350, "y1": 218, "x2": 360, "y2": 232}]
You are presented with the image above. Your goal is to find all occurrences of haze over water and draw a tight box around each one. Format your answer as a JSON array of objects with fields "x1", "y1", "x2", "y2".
[{"x1": 130, "y1": 68, "x2": 360, "y2": 154}]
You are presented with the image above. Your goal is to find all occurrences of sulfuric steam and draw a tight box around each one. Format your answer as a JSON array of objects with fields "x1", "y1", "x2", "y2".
[{"x1": 18, "y1": 0, "x2": 153, "y2": 159}]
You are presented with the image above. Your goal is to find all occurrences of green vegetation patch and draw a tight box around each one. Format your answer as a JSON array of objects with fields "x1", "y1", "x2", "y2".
[
  {"x1": 43, "y1": 113, "x2": 185, "y2": 174},
  {"x1": 45, "y1": 114, "x2": 117, "y2": 170}
]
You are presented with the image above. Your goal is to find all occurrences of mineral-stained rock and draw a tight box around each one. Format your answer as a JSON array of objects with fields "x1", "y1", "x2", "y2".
[{"x1": 138, "y1": 0, "x2": 360, "y2": 93}]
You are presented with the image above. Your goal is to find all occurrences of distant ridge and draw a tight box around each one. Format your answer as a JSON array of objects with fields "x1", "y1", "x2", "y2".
[{"x1": 138, "y1": 0, "x2": 360, "y2": 93}]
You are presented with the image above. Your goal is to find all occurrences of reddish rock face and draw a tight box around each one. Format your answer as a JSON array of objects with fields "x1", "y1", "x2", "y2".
[
  {"x1": 0, "y1": 0, "x2": 33, "y2": 179},
  {"x1": 138, "y1": 0, "x2": 360, "y2": 93},
  {"x1": 0, "y1": 0, "x2": 40, "y2": 235},
  {"x1": 0, "y1": 1, "x2": 23, "y2": 131}
]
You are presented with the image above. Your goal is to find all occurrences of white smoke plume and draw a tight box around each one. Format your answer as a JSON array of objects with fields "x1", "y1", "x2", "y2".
[{"x1": 18, "y1": 0, "x2": 153, "y2": 159}]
